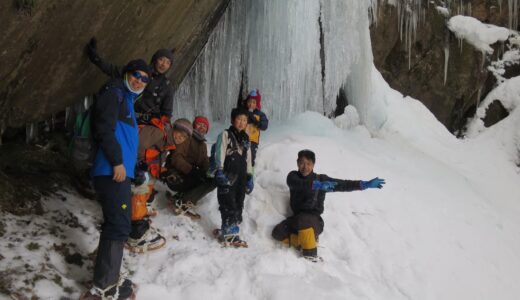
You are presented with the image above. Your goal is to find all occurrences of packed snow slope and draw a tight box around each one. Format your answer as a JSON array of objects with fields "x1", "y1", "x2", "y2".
[{"x1": 2, "y1": 69, "x2": 520, "y2": 300}]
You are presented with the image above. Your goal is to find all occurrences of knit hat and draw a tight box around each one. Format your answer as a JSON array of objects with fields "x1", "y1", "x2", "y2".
[
  {"x1": 151, "y1": 48, "x2": 174, "y2": 64},
  {"x1": 193, "y1": 116, "x2": 210, "y2": 132},
  {"x1": 122, "y1": 59, "x2": 152, "y2": 77},
  {"x1": 246, "y1": 89, "x2": 262, "y2": 109},
  {"x1": 172, "y1": 118, "x2": 193, "y2": 136}
]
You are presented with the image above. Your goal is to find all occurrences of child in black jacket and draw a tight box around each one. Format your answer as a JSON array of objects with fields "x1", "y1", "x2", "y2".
[{"x1": 213, "y1": 108, "x2": 254, "y2": 247}]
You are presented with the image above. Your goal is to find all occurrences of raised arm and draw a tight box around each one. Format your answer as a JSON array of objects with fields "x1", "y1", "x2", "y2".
[{"x1": 86, "y1": 37, "x2": 124, "y2": 78}]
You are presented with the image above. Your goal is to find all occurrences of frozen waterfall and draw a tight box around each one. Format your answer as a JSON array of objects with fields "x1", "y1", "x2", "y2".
[{"x1": 175, "y1": 0, "x2": 384, "y2": 130}]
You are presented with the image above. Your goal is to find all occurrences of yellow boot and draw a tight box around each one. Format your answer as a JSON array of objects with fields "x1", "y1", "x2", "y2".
[{"x1": 298, "y1": 228, "x2": 319, "y2": 262}]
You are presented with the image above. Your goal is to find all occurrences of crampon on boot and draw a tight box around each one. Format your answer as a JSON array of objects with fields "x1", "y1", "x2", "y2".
[
  {"x1": 125, "y1": 226, "x2": 166, "y2": 254},
  {"x1": 167, "y1": 192, "x2": 201, "y2": 220},
  {"x1": 212, "y1": 229, "x2": 248, "y2": 248},
  {"x1": 80, "y1": 276, "x2": 137, "y2": 300}
]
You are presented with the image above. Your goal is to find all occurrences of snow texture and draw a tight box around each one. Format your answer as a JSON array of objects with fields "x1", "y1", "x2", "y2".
[
  {"x1": 466, "y1": 76, "x2": 520, "y2": 165},
  {"x1": 2, "y1": 68, "x2": 520, "y2": 299},
  {"x1": 448, "y1": 15, "x2": 511, "y2": 54},
  {"x1": 2, "y1": 1, "x2": 520, "y2": 299}
]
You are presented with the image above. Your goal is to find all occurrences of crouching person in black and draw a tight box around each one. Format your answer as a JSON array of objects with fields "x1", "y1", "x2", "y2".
[
  {"x1": 82, "y1": 59, "x2": 151, "y2": 300},
  {"x1": 271, "y1": 149, "x2": 385, "y2": 262}
]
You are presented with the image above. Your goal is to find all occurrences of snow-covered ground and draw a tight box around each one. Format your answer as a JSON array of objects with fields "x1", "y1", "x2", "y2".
[{"x1": 2, "y1": 67, "x2": 520, "y2": 300}]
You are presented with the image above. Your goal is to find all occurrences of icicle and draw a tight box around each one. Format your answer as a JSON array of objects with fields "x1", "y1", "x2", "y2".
[
  {"x1": 508, "y1": 0, "x2": 519, "y2": 29},
  {"x1": 476, "y1": 86, "x2": 482, "y2": 109},
  {"x1": 444, "y1": 45, "x2": 449, "y2": 85},
  {"x1": 26, "y1": 123, "x2": 36, "y2": 144}
]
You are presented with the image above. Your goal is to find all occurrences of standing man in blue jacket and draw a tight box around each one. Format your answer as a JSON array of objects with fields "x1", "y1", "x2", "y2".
[{"x1": 83, "y1": 59, "x2": 151, "y2": 300}]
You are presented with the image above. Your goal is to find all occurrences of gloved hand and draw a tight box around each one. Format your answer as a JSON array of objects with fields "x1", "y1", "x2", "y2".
[
  {"x1": 245, "y1": 176, "x2": 254, "y2": 194},
  {"x1": 360, "y1": 177, "x2": 386, "y2": 190},
  {"x1": 248, "y1": 112, "x2": 259, "y2": 125},
  {"x1": 85, "y1": 37, "x2": 99, "y2": 63},
  {"x1": 215, "y1": 169, "x2": 230, "y2": 187},
  {"x1": 312, "y1": 180, "x2": 337, "y2": 192},
  {"x1": 133, "y1": 170, "x2": 149, "y2": 187},
  {"x1": 189, "y1": 166, "x2": 206, "y2": 181},
  {"x1": 136, "y1": 160, "x2": 148, "y2": 172}
]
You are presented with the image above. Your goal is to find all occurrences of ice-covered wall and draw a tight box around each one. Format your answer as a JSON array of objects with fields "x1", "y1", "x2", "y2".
[{"x1": 175, "y1": 0, "x2": 382, "y2": 128}]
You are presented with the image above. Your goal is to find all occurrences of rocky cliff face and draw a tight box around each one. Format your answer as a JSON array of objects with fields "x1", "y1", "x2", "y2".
[
  {"x1": 0, "y1": 0, "x2": 230, "y2": 136},
  {"x1": 371, "y1": 0, "x2": 518, "y2": 134}
]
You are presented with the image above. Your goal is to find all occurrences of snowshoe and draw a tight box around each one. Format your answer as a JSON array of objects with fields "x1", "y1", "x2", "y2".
[
  {"x1": 302, "y1": 254, "x2": 323, "y2": 263},
  {"x1": 80, "y1": 277, "x2": 137, "y2": 300},
  {"x1": 212, "y1": 229, "x2": 248, "y2": 248},
  {"x1": 146, "y1": 206, "x2": 158, "y2": 217},
  {"x1": 166, "y1": 191, "x2": 201, "y2": 220},
  {"x1": 125, "y1": 226, "x2": 166, "y2": 254}
]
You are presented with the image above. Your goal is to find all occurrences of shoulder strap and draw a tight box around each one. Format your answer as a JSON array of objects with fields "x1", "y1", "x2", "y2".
[{"x1": 226, "y1": 129, "x2": 239, "y2": 152}]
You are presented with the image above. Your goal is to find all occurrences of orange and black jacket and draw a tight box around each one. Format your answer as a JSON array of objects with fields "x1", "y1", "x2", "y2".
[{"x1": 286, "y1": 171, "x2": 363, "y2": 216}]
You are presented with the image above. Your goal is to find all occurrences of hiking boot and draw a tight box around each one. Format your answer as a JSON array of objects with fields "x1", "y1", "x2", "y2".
[
  {"x1": 213, "y1": 228, "x2": 248, "y2": 248},
  {"x1": 302, "y1": 248, "x2": 321, "y2": 262},
  {"x1": 125, "y1": 226, "x2": 166, "y2": 253},
  {"x1": 80, "y1": 277, "x2": 136, "y2": 300},
  {"x1": 302, "y1": 254, "x2": 322, "y2": 263},
  {"x1": 222, "y1": 234, "x2": 248, "y2": 248}
]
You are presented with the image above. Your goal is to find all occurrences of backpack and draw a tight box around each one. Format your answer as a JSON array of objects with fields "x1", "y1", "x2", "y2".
[
  {"x1": 69, "y1": 97, "x2": 95, "y2": 171},
  {"x1": 69, "y1": 85, "x2": 124, "y2": 171}
]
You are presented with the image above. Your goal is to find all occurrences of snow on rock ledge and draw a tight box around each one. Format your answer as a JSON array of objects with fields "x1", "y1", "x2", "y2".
[{"x1": 447, "y1": 15, "x2": 511, "y2": 54}]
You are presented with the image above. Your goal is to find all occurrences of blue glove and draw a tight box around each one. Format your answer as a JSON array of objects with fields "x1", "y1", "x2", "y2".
[
  {"x1": 215, "y1": 169, "x2": 230, "y2": 186},
  {"x1": 245, "y1": 176, "x2": 254, "y2": 194},
  {"x1": 360, "y1": 177, "x2": 386, "y2": 189},
  {"x1": 312, "y1": 180, "x2": 337, "y2": 192}
]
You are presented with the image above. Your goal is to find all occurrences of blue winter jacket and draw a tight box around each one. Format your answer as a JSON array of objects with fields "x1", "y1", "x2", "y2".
[{"x1": 91, "y1": 79, "x2": 139, "y2": 179}]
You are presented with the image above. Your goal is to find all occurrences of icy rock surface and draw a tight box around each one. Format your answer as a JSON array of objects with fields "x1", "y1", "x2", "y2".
[{"x1": 175, "y1": 0, "x2": 384, "y2": 130}]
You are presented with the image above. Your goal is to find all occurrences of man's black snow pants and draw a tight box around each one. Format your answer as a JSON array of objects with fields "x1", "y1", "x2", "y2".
[{"x1": 92, "y1": 176, "x2": 131, "y2": 289}]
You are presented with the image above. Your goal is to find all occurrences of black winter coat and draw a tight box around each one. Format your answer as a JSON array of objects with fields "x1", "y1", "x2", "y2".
[
  {"x1": 286, "y1": 171, "x2": 362, "y2": 216},
  {"x1": 91, "y1": 56, "x2": 174, "y2": 121}
]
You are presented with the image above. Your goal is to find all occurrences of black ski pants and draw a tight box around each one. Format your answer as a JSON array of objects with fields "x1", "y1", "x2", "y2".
[
  {"x1": 92, "y1": 176, "x2": 132, "y2": 289},
  {"x1": 271, "y1": 213, "x2": 324, "y2": 241},
  {"x1": 217, "y1": 176, "x2": 247, "y2": 228}
]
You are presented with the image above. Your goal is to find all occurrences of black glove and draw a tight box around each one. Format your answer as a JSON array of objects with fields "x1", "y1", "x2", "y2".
[
  {"x1": 133, "y1": 169, "x2": 148, "y2": 187},
  {"x1": 137, "y1": 160, "x2": 148, "y2": 172},
  {"x1": 85, "y1": 37, "x2": 100, "y2": 63},
  {"x1": 189, "y1": 166, "x2": 207, "y2": 181},
  {"x1": 247, "y1": 112, "x2": 258, "y2": 125}
]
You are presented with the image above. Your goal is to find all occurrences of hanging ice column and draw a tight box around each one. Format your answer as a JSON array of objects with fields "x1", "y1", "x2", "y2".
[{"x1": 175, "y1": 0, "x2": 385, "y2": 130}]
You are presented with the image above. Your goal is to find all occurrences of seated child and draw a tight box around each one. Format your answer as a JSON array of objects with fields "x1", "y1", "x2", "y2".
[{"x1": 271, "y1": 149, "x2": 385, "y2": 261}]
